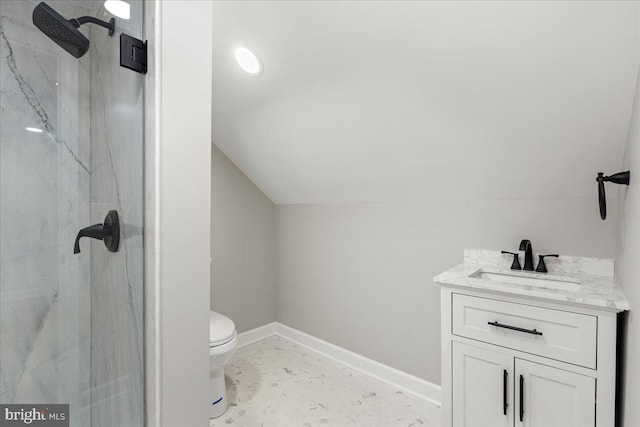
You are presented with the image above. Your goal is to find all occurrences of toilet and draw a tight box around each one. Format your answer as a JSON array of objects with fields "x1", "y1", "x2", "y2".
[{"x1": 209, "y1": 310, "x2": 238, "y2": 419}]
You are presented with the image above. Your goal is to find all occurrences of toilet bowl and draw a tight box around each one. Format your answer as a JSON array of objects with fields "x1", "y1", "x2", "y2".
[{"x1": 209, "y1": 310, "x2": 238, "y2": 419}]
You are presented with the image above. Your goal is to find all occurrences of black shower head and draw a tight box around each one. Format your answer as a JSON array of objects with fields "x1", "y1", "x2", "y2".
[
  {"x1": 33, "y1": 2, "x2": 89, "y2": 58},
  {"x1": 32, "y1": 2, "x2": 115, "y2": 59}
]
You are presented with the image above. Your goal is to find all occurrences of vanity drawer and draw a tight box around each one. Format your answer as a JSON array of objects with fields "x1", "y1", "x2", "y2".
[{"x1": 451, "y1": 294, "x2": 597, "y2": 368}]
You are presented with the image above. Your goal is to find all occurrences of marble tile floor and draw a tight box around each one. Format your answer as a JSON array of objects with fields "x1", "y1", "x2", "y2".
[{"x1": 210, "y1": 335, "x2": 441, "y2": 427}]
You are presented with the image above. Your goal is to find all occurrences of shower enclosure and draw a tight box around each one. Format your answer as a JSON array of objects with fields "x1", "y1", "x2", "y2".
[{"x1": 0, "y1": 1, "x2": 144, "y2": 425}]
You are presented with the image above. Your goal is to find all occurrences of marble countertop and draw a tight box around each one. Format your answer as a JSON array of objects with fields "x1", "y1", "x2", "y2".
[{"x1": 434, "y1": 249, "x2": 630, "y2": 312}]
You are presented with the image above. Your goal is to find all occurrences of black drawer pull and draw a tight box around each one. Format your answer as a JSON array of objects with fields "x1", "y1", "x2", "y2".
[{"x1": 488, "y1": 321, "x2": 543, "y2": 336}]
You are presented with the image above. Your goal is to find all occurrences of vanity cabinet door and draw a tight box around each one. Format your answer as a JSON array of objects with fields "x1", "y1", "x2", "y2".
[
  {"x1": 515, "y1": 359, "x2": 595, "y2": 427},
  {"x1": 452, "y1": 342, "x2": 513, "y2": 427}
]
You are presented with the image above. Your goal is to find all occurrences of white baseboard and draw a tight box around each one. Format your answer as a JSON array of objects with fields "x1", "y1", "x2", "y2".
[
  {"x1": 236, "y1": 321, "x2": 441, "y2": 407},
  {"x1": 237, "y1": 322, "x2": 278, "y2": 347}
]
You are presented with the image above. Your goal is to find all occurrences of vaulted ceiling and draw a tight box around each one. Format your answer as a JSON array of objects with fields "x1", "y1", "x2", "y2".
[{"x1": 211, "y1": 1, "x2": 639, "y2": 204}]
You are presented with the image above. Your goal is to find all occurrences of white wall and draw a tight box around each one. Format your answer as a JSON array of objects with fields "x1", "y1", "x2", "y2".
[
  {"x1": 212, "y1": 1, "x2": 639, "y2": 205},
  {"x1": 151, "y1": 1, "x2": 213, "y2": 425},
  {"x1": 277, "y1": 198, "x2": 617, "y2": 383},
  {"x1": 616, "y1": 66, "x2": 640, "y2": 427},
  {"x1": 144, "y1": 1, "x2": 158, "y2": 424},
  {"x1": 211, "y1": 144, "x2": 276, "y2": 332}
]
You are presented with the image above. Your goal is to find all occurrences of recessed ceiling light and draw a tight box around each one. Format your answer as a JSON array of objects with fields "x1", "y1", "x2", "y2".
[
  {"x1": 26, "y1": 127, "x2": 43, "y2": 133},
  {"x1": 104, "y1": 0, "x2": 130, "y2": 20},
  {"x1": 234, "y1": 47, "x2": 262, "y2": 76}
]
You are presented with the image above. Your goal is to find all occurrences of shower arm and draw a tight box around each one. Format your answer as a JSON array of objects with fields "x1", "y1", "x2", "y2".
[{"x1": 69, "y1": 16, "x2": 115, "y2": 37}]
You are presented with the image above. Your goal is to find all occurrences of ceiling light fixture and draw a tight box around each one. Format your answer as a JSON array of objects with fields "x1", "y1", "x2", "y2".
[
  {"x1": 104, "y1": 0, "x2": 130, "y2": 20},
  {"x1": 234, "y1": 47, "x2": 262, "y2": 76},
  {"x1": 26, "y1": 127, "x2": 43, "y2": 133}
]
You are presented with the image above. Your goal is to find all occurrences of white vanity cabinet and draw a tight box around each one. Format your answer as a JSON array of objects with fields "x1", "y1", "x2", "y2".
[
  {"x1": 452, "y1": 342, "x2": 513, "y2": 427},
  {"x1": 440, "y1": 287, "x2": 621, "y2": 427},
  {"x1": 514, "y1": 358, "x2": 595, "y2": 427},
  {"x1": 452, "y1": 341, "x2": 596, "y2": 427}
]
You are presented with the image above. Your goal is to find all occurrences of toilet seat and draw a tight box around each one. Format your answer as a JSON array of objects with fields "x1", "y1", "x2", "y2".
[{"x1": 209, "y1": 311, "x2": 236, "y2": 347}]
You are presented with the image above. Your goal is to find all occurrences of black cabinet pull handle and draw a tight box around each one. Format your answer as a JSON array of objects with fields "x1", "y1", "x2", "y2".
[
  {"x1": 488, "y1": 321, "x2": 543, "y2": 336},
  {"x1": 519, "y1": 374, "x2": 524, "y2": 422},
  {"x1": 503, "y1": 370, "x2": 508, "y2": 415}
]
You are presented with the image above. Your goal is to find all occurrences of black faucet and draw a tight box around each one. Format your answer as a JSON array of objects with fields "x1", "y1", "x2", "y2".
[{"x1": 519, "y1": 239, "x2": 534, "y2": 271}]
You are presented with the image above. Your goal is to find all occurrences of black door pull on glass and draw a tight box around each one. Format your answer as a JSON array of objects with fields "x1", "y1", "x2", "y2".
[
  {"x1": 74, "y1": 210, "x2": 120, "y2": 254},
  {"x1": 488, "y1": 321, "x2": 543, "y2": 336}
]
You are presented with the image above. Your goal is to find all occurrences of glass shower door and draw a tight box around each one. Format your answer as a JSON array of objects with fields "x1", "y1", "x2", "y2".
[{"x1": 0, "y1": 1, "x2": 144, "y2": 425}]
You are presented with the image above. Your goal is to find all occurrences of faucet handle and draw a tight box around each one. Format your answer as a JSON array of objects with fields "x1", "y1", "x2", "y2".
[
  {"x1": 501, "y1": 251, "x2": 522, "y2": 270},
  {"x1": 535, "y1": 254, "x2": 559, "y2": 273}
]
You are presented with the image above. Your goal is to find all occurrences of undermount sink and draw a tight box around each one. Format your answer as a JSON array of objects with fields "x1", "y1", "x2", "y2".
[{"x1": 469, "y1": 269, "x2": 581, "y2": 291}]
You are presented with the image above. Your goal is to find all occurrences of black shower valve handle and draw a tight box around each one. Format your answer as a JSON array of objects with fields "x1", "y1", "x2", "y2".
[
  {"x1": 535, "y1": 254, "x2": 559, "y2": 273},
  {"x1": 74, "y1": 223, "x2": 105, "y2": 254},
  {"x1": 501, "y1": 251, "x2": 522, "y2": 270},
  {"x1": 73, "y1": 210, "x2": 120, "y2": 254}
]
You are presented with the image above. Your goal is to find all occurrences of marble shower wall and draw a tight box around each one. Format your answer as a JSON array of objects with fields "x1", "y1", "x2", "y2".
[
  {"x1": 0, "y1": 1, "x2": 92, "y2": 425},
  {"x1": 88, "y1": 2, "x2": 144, "y2": 426},
  {"x1": 0, "y1": 1, "x2": 144, "y2": 426}
]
